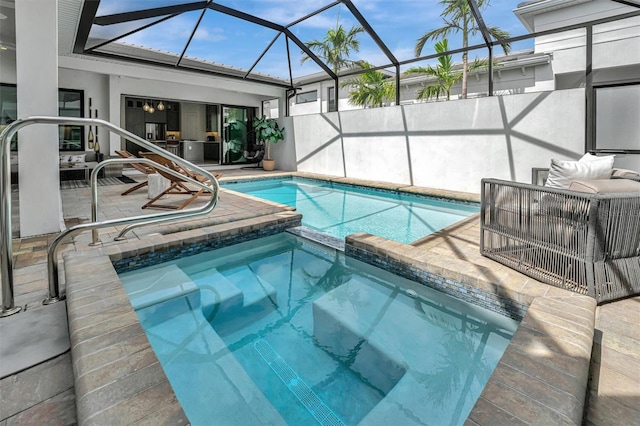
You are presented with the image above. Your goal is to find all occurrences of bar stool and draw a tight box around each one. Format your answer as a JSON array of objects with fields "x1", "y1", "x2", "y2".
[{"x1": 166, "y1": 141, "x2": 180, "y2": 156}]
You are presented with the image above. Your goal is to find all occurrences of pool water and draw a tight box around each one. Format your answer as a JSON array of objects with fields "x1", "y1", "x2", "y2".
[
  {"x1": 222, "y1": 178, "x2": 479, "y2": 244},
  {"x1": 119, "y1": 234, "x2": 518, "y2": 426}
]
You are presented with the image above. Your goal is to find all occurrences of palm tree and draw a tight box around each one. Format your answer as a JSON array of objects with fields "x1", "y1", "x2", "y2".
[
  {"x1": 340, "y1": 62, "x2": 395, "y2": 108},
  {"x1": 301, "y1": 24, "x2": 365, "y2": 75},
  {"x1": 404, "y1": 39, "x2": 462, "y2": 101},
  {"x1": 414, "y1": 0, "x2": 511, "y2": 99}
]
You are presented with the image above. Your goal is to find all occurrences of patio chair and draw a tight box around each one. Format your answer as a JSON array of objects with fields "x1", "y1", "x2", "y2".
[
  {"x1": 480, "y1": 178, "x2": 640, "y2": 303},
  {"x1": 139, "y1": 152, "x2": 221, "y2": 210},
  {"x1": 115, "y1": 150, "x2": 156, "y2": 196}
]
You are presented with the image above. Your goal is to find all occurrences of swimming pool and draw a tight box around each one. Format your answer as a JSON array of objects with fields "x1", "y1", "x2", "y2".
[
  {"x1": 222, "y1": 177, "x2": 479, "y2": 244},
  {"x1": 119, "y1": 233, "x2": 518, "y2": 425}
]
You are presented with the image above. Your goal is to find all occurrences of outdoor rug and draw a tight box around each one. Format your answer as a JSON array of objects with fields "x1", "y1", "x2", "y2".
[{"x1": 60, "y1": 176, "x2": 137, "y2": 190}]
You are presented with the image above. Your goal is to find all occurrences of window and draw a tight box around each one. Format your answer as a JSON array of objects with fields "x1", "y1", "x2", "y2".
[
  {"x1": 296, "y1": 90, "x2": 317, "y2": 104},
  {"x1": 0, "y1": 84, "x2": 84, "y2": 151},
  {"x1": 593, "y1": 83, "x2": 640, "y2": 153},
  {"x1": 0, "y1": 84, "x2": 18, "y2": 150},
  {"x1": 327, "y1": 87, "x2": 336, "y2": 112},
  {"x1": 59, "y1": 89, "x2": 84, "y2": 151}
]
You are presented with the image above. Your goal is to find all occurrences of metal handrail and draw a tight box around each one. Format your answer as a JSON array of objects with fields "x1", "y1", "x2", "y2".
[
  {"x1": 87, "y1": 158, "x2": 214, "y2": 245},
  {"x1": 1, "y1": 116, "x2": 219, "y2": 316}
]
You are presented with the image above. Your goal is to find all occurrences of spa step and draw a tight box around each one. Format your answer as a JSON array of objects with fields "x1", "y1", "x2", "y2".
[
  {"x1": 192, "y1": 272, "x2": 244, "y2": 321},
  {"x1": 220, "y1": 266, "x2": 277, "y2": 308},
  {"x1": 191, "y1": 266, "x2": 278, "y2": 326},
  {"x1": 119, "y1": 264, "x2": 198, "y2": 310},
  {"x1": 204, "y1": 267, "x2": 278, "y2": 336}
]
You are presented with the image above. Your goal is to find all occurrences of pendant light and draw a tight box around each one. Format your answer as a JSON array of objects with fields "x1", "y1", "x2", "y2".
[
  {"x1": 148, "y1": 105, "x2": 155, "y2": 114},
  {"x1": 156, "y1": 100, "x2": 165, "y2": 111},
  {"x1": 143, "y1": 100, "x2": 150, "y2": 112}
]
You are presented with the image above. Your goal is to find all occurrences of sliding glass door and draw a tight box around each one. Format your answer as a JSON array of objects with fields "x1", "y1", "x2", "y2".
[{"x1": 221, "y1": 106, "x2": 255, "y2": 165}]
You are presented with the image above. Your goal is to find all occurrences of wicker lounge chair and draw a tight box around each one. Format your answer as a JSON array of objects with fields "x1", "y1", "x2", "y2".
[
  {"x1": 139, "y1": 152, "x2": 221, "y2": 210},
  {"x1": 480, "y1": 178, "x2": 640, "y2": 303},
  {"x1": 115, "y1": 150, "x2": 156, "y2": 195}
]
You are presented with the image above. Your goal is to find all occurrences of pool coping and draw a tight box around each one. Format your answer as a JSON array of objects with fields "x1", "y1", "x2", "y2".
[
  {"x1": 63, "y1": 178, "x2": 596, "y2": 424},
  {"x1": 221, "y1": 171, "x2": 482, "y2": 205}
]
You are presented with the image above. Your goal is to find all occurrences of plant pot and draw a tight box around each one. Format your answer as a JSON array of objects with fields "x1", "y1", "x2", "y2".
[{"x1": 263, "y1": 159, "x2": 275, "y2": 171}]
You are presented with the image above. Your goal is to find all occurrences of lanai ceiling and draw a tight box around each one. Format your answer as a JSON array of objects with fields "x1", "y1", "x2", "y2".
[{"x1": 74, "y1": 0, "x2": 541, "y2": 88}]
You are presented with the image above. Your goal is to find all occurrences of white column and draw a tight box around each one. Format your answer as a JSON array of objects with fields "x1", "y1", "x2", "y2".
[
  {"x1": 109, "y1": 74, "x2": 122, "y2": 155},
  {"x1": 15, "y1": 0, "x2": 63, "y2": 236}
]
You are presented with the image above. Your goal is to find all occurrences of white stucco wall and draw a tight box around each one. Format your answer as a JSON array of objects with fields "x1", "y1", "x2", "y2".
[
  {"x1": 15, "y1": 0, "x2": 64, "y2": 236},
  {"x1": 287, "y1": 89, "x2": 611, "y2": 194}
]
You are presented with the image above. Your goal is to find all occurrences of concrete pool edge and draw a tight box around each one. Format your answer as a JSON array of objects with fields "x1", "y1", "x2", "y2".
[{"x1": 345, "y1": 231, "x2": 596, "y2": 424}]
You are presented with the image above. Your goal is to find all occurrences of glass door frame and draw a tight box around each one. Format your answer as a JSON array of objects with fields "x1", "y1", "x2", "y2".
[{"x1": 220, "y1": 104, "x2": 256, "y2": 165}]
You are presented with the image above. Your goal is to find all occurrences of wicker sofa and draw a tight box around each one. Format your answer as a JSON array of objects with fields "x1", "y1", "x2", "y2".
[{"x1": 480, "y1": 173, "x2": 640, "y2": 304}]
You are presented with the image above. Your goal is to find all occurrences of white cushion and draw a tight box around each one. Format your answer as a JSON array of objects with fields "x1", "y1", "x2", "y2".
[
  {"x1": 578, "y1": 153, "x2": 616, "y2": 164},
  {"x1": 545, "y1": 156, "x2": 614, "y2": 189},
  {"x1": 69, "y1": 154, "x2": 86, "y2": 163},
  {"x1": 569, "y1": 179, "x2": 640, "y2": 194},
  {"x1": 59, "y1": 155, "x2": 72, "y2": 163}
]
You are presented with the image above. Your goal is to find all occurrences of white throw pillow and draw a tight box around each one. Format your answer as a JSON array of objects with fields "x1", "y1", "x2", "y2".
[
  {"x1": 69, "y1": 154, "x2": 86, "y2": 163},
  {"x1": 59, "y1": 155, "x2": 72, "y2": 163},
  {"x1": 578, "y1": 153, "x2": 616, "y2": 164},
  {"x1": 545, "y1": 156, "x2": 614, "y2": 189}
]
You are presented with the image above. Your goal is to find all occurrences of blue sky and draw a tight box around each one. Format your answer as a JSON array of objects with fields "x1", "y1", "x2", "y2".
[{"x1": 92, "y1": 0, "x2": 533, "y2": 80}]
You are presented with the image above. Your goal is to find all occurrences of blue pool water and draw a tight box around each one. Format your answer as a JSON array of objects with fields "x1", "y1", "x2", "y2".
[
  {"x1": 222, "y1": 178, "x2": 479, "y2": 243},
  {"x1": 119, "y1": 234, "x2": 518, "y2": 426}
]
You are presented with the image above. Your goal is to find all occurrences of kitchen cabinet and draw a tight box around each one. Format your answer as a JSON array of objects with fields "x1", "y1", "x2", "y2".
[
  {"x1": 167, "y1": 102, "x2": 180, "y2": 131},
  {"x1": 183, "y1": 141, "x2": 204, "y2": 162},
  {"x1": 205, "y1": 104, "x2": 219, "y2": 132},
  {"x1": 145, "y1": 107, "x2": 166, "y2": 123},
  {"x1": 204, "y1": 142, "x2": 220, "y2": 162},
  {"x1": 125, "y1": 101, "x2": 145, "y2": 154}
]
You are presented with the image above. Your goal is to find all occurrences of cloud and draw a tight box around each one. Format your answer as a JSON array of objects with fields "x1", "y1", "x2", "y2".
[{"x1": 194, "y1": 27, "x2": 226, "y2": 43}]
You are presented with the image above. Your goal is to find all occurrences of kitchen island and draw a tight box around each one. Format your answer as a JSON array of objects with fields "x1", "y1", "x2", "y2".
[{"x1": 145, "y1": 140, "x2": 220, "y2": 163}]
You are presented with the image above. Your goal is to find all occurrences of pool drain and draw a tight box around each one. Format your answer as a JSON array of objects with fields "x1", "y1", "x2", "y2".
[{"x1": 254, "y1": 339, "x2": 345, "y2": 426}]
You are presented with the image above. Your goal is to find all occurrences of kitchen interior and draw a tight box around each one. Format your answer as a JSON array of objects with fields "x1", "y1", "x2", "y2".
[{"x1": 123, "y1": 97, "x2": 257, "y2": 166}]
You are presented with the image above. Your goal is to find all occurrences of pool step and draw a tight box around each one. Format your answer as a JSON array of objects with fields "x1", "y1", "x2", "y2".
[
  {"x1": 192, "y1": 267, "x2": 278, "y2": 326},
  {"x1": 222, "y1": 266, "x2": 277, "y2": 308},
  {"x1": 312, "y1": 277, "x2": 407, "y2": 396},
  {"x1": 193, "y1": 272, "x2": 244, "y2": 321},
  {"x1": 119, "y1": 264, "x2": 198, "y2": 310}
]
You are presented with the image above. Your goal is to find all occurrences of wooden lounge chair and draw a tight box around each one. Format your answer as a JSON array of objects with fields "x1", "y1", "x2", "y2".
[
  {"x1": 115, "y1": 150, "x2": 156, "y2": 195},
  {"x1": 139, "y1": 151, "x2": 221, "y2": 210}
]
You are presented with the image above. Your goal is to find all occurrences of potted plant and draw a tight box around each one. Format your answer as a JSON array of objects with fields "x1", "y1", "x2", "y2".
[{"x1": 253, "y1": 115, "x2": 285, "y2": 171}]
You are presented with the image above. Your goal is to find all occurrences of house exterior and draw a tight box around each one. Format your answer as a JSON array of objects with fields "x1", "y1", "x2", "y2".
[
  {"x1": 1, "y1": 0, "x2": 638, "y2": 237},
  {"x1": 290, "y1": 0, "x2": 639, "y2": 113},
  {"x1": 288, "y1": 50, "x2": 554, "y2": 116}
]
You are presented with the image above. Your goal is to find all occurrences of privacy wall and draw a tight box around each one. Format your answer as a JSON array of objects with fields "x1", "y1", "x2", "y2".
[{"x1": 278, "y1": 89, "x2": 598, "y2": 194}]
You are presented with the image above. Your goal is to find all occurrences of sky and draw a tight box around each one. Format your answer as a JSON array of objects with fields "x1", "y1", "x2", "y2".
[{"x1": 90, "y1": 0, "x2": 534, "y2": 80}]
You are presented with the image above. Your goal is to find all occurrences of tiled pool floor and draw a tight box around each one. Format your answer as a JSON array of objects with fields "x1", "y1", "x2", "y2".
[{"x1": 1, "y1": 171, "x2": 638, "y2": 424}]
